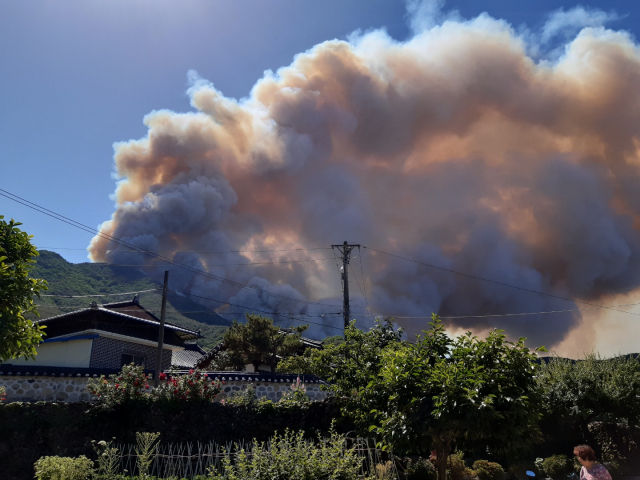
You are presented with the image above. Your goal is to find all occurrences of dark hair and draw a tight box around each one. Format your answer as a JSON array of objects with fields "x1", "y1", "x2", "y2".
[{"x1": 574, "y1": 445, "x2": 596, "y2": 461}]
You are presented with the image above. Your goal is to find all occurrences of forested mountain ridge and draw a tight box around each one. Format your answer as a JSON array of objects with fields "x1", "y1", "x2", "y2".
[{"x1": 29, "y1": 251, "x2": 230, "y2": 350}]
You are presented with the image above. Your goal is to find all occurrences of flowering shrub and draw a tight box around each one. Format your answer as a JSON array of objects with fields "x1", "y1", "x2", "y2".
[
  {"x1": 88, "y1": 365, "x2": 222, "y2": 405},
  {"x1": 279, "y1": 377, "x2": 310, "y2": 404},
  {"x1": 87, "y1": 363, "x2": 152, "y2": 406},
  {"x1": 0, "y1": 385, "x2": 6, "y2": 402},
  {"x1": 153, "y1": 369, "x2": 222, "y2": 402}
]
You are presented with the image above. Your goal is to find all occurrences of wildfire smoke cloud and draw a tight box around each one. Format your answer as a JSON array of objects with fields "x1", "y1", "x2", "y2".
[{"x1": 90, "y1": 5, "x2": 640, "y2": 351}]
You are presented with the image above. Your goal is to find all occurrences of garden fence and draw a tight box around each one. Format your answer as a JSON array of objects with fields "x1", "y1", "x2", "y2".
[{"x1": 114, "y1": 437, "x2": 396, "y2": 479}]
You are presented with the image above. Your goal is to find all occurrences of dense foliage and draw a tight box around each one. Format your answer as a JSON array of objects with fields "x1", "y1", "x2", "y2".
[
  {"x1": 0, "y1": 216, "x2": 47, "y2": 361},
  {"x1": 538, "y1": 353, "x2": 640, "y2": 441},
  {"x1": 208, "y1": 429, "x2": 378, "y2": 480},
  {"x1": 221, "y1": 314, "x2": 308, "y2": 372},
  {"x1": 87, "y1": 364, "x2": 223, "y2": 406},
  {"x1": 34, "y1": 455, "x2": 94, "y2": 480}
]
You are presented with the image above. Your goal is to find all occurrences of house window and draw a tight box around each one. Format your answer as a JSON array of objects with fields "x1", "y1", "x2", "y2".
[{"x1": 121, "y1": 353, "x2": 145, "y2": 367}]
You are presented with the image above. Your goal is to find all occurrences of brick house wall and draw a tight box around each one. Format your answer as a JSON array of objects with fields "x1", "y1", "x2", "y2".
[{"x1": 89, "y1": 336, "x2": 172, "y2": 370}]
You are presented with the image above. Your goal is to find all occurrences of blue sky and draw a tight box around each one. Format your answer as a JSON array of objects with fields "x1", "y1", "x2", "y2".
[{"x1": 0, "y1": 0, "x2": 638, "y2": 264}]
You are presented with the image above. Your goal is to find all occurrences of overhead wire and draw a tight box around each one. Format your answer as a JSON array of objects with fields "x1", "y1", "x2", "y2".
[
  {"x1": 0, "y1": 188, "x2": 336, "y2": 308},
  {"x1": 85, "y1": 257, "x2": 335, "y2": 267},
  {"x1": 41, "y1": 288, "x2": 159, "y2": 298},
  {"x1": 167, "y1": 288, "x2": 344, "y2": 331},
  {"x1": 364, "y1": 246, "x2": 640, "y2": 318}
]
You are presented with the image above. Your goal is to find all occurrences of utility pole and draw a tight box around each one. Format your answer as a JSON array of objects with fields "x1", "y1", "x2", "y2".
[
  {"x1": 154, "y1": 270, "x2": 169, "y2": 388},
  {"x1": 331, "y1": 241, "x2": 360, "y2": 331}
]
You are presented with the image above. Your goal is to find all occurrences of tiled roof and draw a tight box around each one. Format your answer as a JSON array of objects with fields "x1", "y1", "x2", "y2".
[
  {"x1": 37, "y1": 307, "x2": 200, "y2": 340},
  {"x1": 172, "y1": 343, "x2": 207, "y2": 368}
]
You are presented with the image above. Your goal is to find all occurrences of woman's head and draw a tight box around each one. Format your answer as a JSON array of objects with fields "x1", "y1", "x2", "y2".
[{"x1": 574, "y1": 445, "x2": 596, "y2": 462}]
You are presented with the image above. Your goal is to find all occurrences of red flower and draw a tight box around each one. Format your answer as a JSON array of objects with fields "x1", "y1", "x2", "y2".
[
  {"x1": 115, "y1": 384, "x2": 120, "y2": 388},
  {"x1": 189, "y1": 369, "x2": 195, "y2": 374},
  {"x1": 159, "y1": 372, "x2": 167, "y2": 380},
  {"x1": 145, "y1": 384, "x2": 150, "y2": 389}
]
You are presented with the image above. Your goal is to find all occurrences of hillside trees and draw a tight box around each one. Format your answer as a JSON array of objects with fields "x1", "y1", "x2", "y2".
[{"x1": 0, "y1": 216, "x2": 47, "y2": 361}]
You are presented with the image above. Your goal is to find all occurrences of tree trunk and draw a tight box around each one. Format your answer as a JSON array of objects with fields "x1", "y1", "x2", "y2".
[{"x1": 435, "y1": 439, "x2": 451, "y2": 480}]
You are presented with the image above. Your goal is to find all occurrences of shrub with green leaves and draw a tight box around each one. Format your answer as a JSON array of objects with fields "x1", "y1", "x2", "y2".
[
  {"x1": 542, "y1": 455, "x2": 573, "y2": 480},
  {"x1": 34, "y1": 455, "x2": 94, "y2": 480},
  {"x1": 472, "y1": 460, "x2": 504, "y2": 480},
  {"x1": 87, "y1": 363, "x2": 152, "y2": 406},
  {"x1": 207, "y1": 428, "x2": 376, "y2": 480},
  {"x1": 88, "y1": 365, "x2": 222, "y2": 405},
  {"x1": 222, "y1": 384, "x2": 259, "y2": 406},
  {"x1": 279, "y1": 377, "x2": 311, "y2": 404},
  {"x1": 153, "y1": 369, "x2": 222, "y2": 402},
  {"x1": 402, "y1": 457, "x2": 437, "y2": 480}
]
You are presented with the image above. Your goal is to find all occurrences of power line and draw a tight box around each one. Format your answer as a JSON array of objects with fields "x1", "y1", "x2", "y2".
[
  {"x1": 39, "y1": 247, "x2": 333, "y2": 254},
  {"x1": 86, "y1": 257, "x2": 335, "y2": 267},
  {"x1": 0, "y1": 189, "x2": 335, "y2": 308},
  {"x1": 41, "y1": 288, "x2": 159, "y2": 298},
  {"x1": 364, "y1": 246, "x2": 640, "y2": 318},
  {"x1": 168, "y1": 288, "x2": 344, "y2": 331},
  {"x1": 350, "y1": 301, "x2": 640, "y2": 320}
]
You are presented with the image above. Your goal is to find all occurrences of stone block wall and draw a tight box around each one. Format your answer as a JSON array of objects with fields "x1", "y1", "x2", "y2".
[
  {"x1": 1, "y1": 377, "x2": 91, "y2": 402},
  {"x1": 0, "y1": 374, "x2": 327, "y2": 403}
]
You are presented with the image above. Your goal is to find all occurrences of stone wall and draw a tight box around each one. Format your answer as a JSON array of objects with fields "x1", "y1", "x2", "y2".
[
  {"x1": 0, "y1": 374, "x2": 327, "y2": 403},
  {"x1": 1, "y1": 376, "x2": 91, "y2": 402}
]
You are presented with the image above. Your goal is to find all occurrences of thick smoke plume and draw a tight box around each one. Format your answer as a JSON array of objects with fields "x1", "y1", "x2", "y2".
[{"x1": 90, "y1": 5, "x2": 640, "y2": 351}]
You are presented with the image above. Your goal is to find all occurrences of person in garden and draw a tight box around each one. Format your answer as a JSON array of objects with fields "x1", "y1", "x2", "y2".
[{"x1": 574, "y1": 445, "x2": 612, "y2": 480}]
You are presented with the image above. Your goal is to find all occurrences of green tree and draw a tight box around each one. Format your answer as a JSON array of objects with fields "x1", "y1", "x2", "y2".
[
  {"x1": 538, "y1": 353, "x2": 640, "y2": 441},
  {"x1": 370, "y1": 315, "x2": 544, "y2": 480},
  {"x1": 0, "y1": 216, "x2": 47, "y2": 361},
  {"x1": 278, "y1": 318, "x2": 405, "y2": 433},
  {"x1": 223, "y1": 314, "x2": 308, "y2": 373}
]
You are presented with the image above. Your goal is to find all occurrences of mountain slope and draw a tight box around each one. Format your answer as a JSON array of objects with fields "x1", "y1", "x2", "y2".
[{"x1": 30, "y1": 251, "x2": 230, "y2": 350}]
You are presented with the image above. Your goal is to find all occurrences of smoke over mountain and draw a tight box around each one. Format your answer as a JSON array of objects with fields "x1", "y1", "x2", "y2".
[{"x1": 89, "y1": 3, "x2": 640, "y2": 350}]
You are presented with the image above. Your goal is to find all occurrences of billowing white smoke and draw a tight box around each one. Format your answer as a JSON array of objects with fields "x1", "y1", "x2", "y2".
[{"x1": 89, "y1": 4, "x2": 640, "y2": 349}]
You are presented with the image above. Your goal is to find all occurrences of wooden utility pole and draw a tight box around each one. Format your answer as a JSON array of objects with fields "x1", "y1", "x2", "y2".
[
  {"x1": 154, "y1": 270, "x2": 169, "y2": 388},
  {"x1": 331, "y1": 241, "x2": 360, "y2": 331}
]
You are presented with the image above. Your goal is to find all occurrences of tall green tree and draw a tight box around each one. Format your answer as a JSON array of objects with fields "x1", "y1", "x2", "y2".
[
  {"x1": 222, "y1": 314, "x2": 308, "y2": 373},
  {"x1": 278, "y1": 318, "x2": 405, "y2": 433},
  {"x1": 369, "y1": 315, "x2": 544, "y2": 480},
  {"x1": 538, "y1": 353, "x2": 640, "y2": 443},
  {"x1": 0, "y1": 216, "x2": 47, "y2": 361}
]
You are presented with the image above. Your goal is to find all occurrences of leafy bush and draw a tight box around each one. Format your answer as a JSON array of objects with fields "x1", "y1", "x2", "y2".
[
  {"x1": 88, "y1": 365, "x2": 222, "y2": 405},
  {"x1": 542, "y1": 455, "x2": 573, "y2": 480},
  {"x1": 153, "y1": 370, "x2": 222, "y2": 402},
  {"x1": 0, "y1": 385, "x2": 6, "y2": 402},
  {"x1": 34, "y1": 455, "x2": 94, "y2": 480},
  {"x1": 222, "y1": 384, "x2": 259, "y2": 406},
  {"x1": 376, "y1": 461, "x2": 396, "y2": 480},
  {"x1": 448, "y1": 452, "x2": 468, "y2": 480},
  {"x1": 279, "y1": 377, "x2": 311, "y2": 404},
  {"x1": 402, "y1": 456, "x2": 437, "y2": 480},
  {"x1": 207, "y1": 428, "x2": 376, "y2": 480},
  {"x1": 87, "y1": 363, "x2": 152, "y2": 406},
  {"x1": 472, "y1": 460, "x2": 504, "y2": 480}
]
